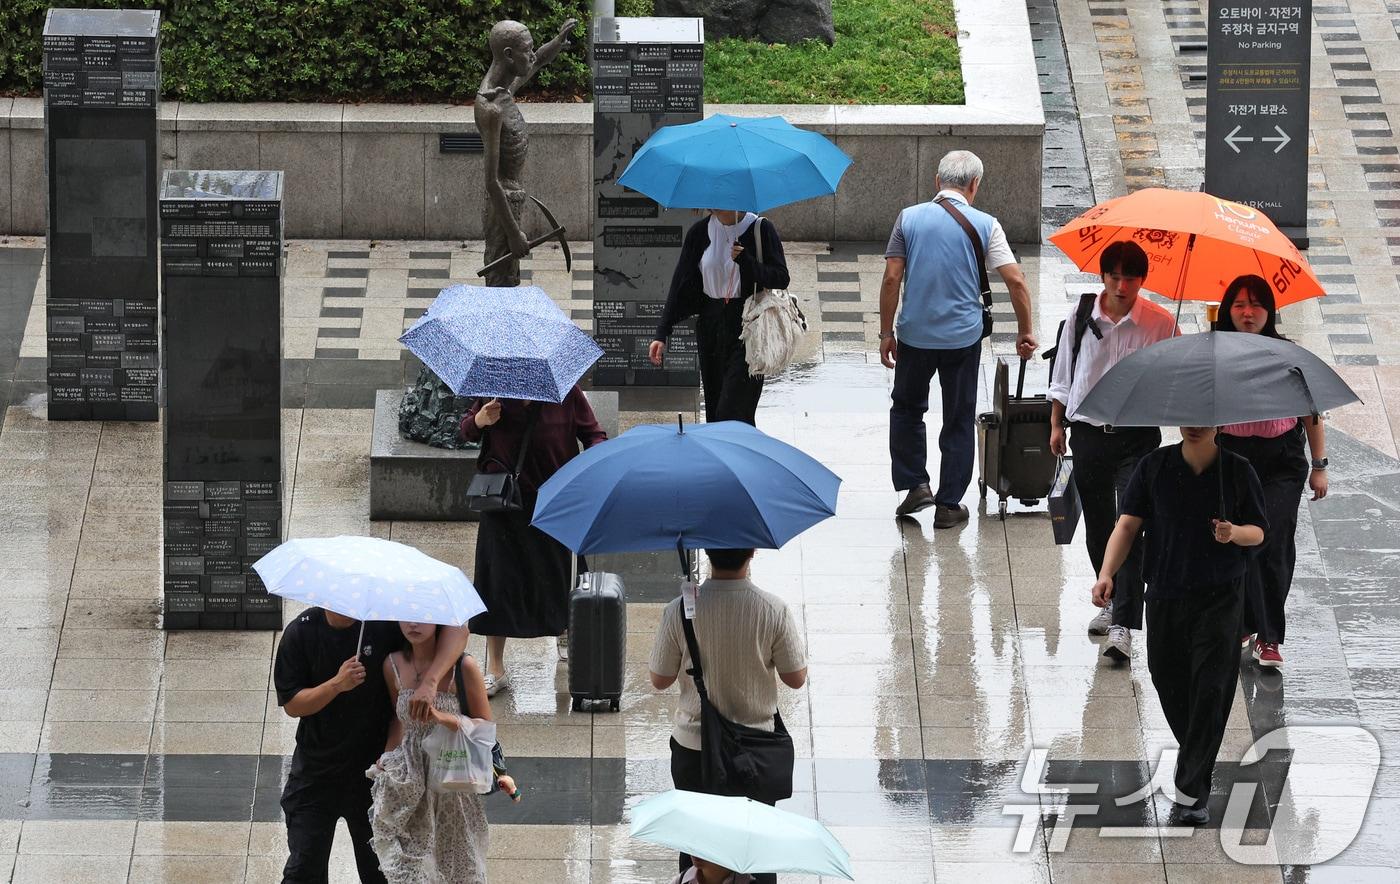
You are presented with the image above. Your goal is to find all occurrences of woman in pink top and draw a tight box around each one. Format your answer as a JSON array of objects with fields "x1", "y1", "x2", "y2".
[{"x1": 1215, "y1": 275, "x2": 1330, "y2": 669}]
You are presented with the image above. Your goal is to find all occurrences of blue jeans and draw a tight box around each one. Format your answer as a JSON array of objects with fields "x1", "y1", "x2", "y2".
[{"x1": 889, "y1": 339, "x2": 981, "y2": 506}]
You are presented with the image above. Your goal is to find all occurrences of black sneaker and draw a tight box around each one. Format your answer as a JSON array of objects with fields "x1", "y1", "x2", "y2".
[
  {"x1": 932, "y1": 504, "x2": 970, "y2": 529},
  {"x1": 1178, "y1": 805, "x2": 1209, "y2": 826},
  {"x1": 895, "y1": 484, "x2": 935, "y2": 517}
]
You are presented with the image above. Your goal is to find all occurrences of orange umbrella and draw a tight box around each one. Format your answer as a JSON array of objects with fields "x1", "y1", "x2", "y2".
[{"x1": 1050, "y1": 188, "x2": 1323, "y2": 308}]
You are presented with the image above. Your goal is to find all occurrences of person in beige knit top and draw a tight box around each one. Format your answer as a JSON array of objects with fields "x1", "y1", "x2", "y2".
[{"x1": 648, "y1": 548, "x2": 807, "y2": 884}]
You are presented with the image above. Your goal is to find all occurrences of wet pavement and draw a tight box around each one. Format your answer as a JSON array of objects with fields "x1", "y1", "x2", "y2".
[{"x1": 5, "y1": 0, "x2": 1400, "y2": 881}]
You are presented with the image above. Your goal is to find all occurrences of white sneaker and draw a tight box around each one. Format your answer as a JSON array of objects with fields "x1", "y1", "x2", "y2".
[
  {"x1": 1104, "y1": 626, "x2": 1131, "y2": 662},
  {"x1": 1088, "y1": 608, "x2": 1113, "y2": 636}
]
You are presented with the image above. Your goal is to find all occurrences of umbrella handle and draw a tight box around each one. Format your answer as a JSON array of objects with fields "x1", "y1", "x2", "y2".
[
  {"x1": 676, "y1": 536, "x2": 691, "y2": 582},
  {"x1": 354, "y1": 619, "x2": 366, "y2": 662}
]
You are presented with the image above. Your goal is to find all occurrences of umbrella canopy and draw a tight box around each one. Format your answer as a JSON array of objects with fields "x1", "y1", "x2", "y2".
[
  {"x1": 1050, "y1": 188, "x2": 1324, "y2": 307},
  {"x1": 618, "y1": 114, "x2": 853, "y2": 213},
  {"x1": 253, "y1": 536, "x2": 487, "y2": 626},
  {"x1": 630, "y1": 790, "x2": 854, "y2": 879},
  {"x1": 398, "y1": 284, "x2": 602, "y2": 403},
  {"x1": 531, "y1": 419, "x2": 841, "y2": 554},
  {"x1": 1076, "y1": 332, "x2": 1361, "y2": 428}
]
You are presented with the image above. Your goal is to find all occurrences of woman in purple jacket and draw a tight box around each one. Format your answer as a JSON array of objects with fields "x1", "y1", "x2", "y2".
[{"x1": 459, "y1": 385, "x2": 607, "y2": 694}]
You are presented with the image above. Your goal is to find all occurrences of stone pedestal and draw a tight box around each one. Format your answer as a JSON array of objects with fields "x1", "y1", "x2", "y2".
[
  {"x1": 160, "y1": 171, "x2": 284, "y2": 630},
  {"x1": 371, "y1": 389, "x2": 620, "y2": 522},
  {"x1": 43, "y1": 8, "x2": 161, "y2": 420}
]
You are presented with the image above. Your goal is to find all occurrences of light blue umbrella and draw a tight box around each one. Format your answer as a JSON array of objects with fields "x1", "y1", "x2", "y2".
[
  {"x1": 631, "y1": 790, "x2": 854, "y2": 879},
  {"x1": 531, "y1": 418, "x2": 840, "y2": 555},
  {"x1": 253, "y1": 536, "x2": 487, "y2": 648},
  {"x1": 618, "y1": 114, "x2": 853, "y2": 213},
  {"x1": 399, "y1": 284, "x2": 603, "y2": 403}
]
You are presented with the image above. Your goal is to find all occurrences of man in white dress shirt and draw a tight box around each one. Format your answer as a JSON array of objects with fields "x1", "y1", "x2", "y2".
[{"x1": 1048, "y1": 240, "x2": 1177, "y2": 661}]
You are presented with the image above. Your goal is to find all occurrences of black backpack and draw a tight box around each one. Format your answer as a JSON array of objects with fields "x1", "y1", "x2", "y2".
[{"x1": 1042, "y1": 291, "x2": 1103, "y2": 378}]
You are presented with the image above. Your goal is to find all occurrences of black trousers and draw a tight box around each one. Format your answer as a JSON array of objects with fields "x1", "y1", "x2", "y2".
[
  {"x1": 281, "y1": 773, "x2": 385, "y2": 884},
  {"x1": 697, "y1": 298, "x2": 764, "y2": 425},
  {"x1": 1220, "y1": 427, "x2": 1308, "y2": 644},
  {"x1": 1069, "y1": 424, "x2": 1160, "y2": 629},
  {"x1": 671, "y1": 738, "x2": 778, "y2": 884},
  {"x1": 1146, "y1": 583, "x2": 1244, "y2": 809},
  {"x1": 889, "y1": 339, "x2": 981, "y2": 506}
]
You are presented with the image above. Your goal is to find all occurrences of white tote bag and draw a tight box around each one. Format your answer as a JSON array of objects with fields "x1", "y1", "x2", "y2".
[
  {"x1": 422, "y1": 717, "x2": 497, "y2": 794},
  {"x1": 739, "y1": 217, "x2": 807, "y2": 378}
]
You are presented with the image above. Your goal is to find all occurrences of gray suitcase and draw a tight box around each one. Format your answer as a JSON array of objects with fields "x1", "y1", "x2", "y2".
[{"x1": 568, "y1": 569, "x2": 626, "y2": 712}]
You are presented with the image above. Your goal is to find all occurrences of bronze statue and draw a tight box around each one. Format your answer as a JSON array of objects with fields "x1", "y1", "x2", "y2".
[
  {"x1": 398, "y1": 17, "x2": 577, "y2": 448},
  {"x1": 474, "y1": 18, "x2": 576, "y2": 286}
]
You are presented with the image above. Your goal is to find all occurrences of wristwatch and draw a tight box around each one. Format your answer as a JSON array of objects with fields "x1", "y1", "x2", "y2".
[
  {"x1": 1311, "y1": 457, "x2": 1328, "y2": 470},
  {"x1": 878, "y1": 331, "x2": 895, "y2": 340}
]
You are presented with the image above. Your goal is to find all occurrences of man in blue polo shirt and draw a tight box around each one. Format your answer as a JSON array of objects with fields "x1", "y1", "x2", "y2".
[{"x1": 879, "y1": 150, "x2": 1038, "y2": 525}]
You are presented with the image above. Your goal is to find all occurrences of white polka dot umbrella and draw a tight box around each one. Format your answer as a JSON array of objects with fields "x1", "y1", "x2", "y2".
[{"x1": 253, "y1": 537, "x2": 486, "y2": 645}]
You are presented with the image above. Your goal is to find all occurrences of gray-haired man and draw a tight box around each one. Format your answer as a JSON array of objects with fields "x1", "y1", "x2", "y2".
[{"x1": 879, "y1": 151, "x2": 1037, "y2": 524}]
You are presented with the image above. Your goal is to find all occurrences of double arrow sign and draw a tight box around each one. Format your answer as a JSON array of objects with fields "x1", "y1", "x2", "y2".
[{"x1": 1224, "y1": 124, "x2": 1291, "y2": 154}]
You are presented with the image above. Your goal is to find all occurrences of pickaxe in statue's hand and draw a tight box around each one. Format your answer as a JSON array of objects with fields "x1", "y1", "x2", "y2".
[{"x1": 477, "y1": 195, "x2": 573, "y2": 277}]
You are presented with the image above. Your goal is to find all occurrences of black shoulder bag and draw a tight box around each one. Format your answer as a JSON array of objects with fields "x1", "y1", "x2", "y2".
[
  {"x1": 936, "y1": 196, "x2": 994, "y2": 340},
  {"x1": 454, "y1": 656, "x2": 509, "y2": 793},
  {"x1": 465, "y1": 402, "x2": 539, "y2": 513},
  {"x1": 680, "y1": 613, "x2": 794, "y2": 804}
]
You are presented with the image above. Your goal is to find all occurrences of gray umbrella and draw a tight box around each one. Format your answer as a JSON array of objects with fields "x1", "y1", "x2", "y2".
[
  {"x1": 1076, "y1": 332, "x2": 1360, "y2": 429},
  {"x1": 1077, "y1": 332, "x2": 1361, "y2": 520}
]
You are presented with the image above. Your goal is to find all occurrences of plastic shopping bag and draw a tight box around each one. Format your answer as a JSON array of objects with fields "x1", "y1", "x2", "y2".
[{"x1": 422, "y1": 717, "x2": 497, "y2": 794}]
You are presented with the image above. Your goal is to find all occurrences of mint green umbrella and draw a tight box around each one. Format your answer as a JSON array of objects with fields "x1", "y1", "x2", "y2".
[{"x1": 629, "y1": 790, "x2": 854, "y2": 880}]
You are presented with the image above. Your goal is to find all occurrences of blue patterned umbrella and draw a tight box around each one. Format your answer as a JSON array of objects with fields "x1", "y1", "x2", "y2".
[{"x1": 399, "y1": 284, "x2": 603, "y2": 403}]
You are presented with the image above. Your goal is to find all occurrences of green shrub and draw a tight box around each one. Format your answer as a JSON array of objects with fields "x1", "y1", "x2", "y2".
[
  {"x1": 0, "y1": 0, "x2": 961, "y2": 104},
  {"x1": 0, "y1": 0, "x2": 594, "y2": 102}
]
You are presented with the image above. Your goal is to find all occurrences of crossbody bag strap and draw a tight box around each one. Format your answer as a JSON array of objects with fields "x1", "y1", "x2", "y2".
[
  {"x1": 753, "y1": 217, "x2": 765, "y2": 297},
  {"x1": 511, "y1": 403, "x2": 541, "y2": 477},
  {"x1": 476, "y1": 401, "x2": 542, "y2": 475},
  {"x1": 679, "y1": 612, "x2": 710, "y2": 701},
  {"x1": 936, "y1": 197, "x2": 992, "y2": 308}
]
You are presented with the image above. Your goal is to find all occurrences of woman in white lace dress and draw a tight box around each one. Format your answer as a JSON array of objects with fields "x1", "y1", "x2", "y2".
[{"x1": 369, "y1": 622, "x2": 518, "y2": 883}]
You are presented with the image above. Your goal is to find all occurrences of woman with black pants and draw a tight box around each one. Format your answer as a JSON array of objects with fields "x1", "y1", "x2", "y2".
[
  {"x1": 649, "y1": 210, "x2": 790, "y2": 425},
  {"x1": 1215, "y1": 274, "x2": 1329, "y2": 670}
]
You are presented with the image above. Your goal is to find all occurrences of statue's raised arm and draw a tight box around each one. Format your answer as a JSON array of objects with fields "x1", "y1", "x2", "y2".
[{"x1": 514, "y1": 17, "x2": 578, "y2": 95}]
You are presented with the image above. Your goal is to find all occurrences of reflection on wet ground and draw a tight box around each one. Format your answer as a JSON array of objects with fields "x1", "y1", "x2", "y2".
[{"x1": 2, "y1": 353, "x2": 1397, "y2": 880}]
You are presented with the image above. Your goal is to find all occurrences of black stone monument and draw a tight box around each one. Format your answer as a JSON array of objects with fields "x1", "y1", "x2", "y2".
[
  {"x1": 1204, "y1": 0, "x2": 1311, "y2": 246},
  {"x1": 591, "y1": 18, "x2": 704, "y2": 388},
  {"x1": 42, "y1": 8, "x2": 161, "y2": 420},
  {"x1": 159, "y1": 171, "x2": 284, "y2": 631}
]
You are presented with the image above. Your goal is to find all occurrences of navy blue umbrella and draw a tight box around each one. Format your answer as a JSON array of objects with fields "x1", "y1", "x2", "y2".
[
  {"x1": 531, "y1": 419, "x2": 841, "y2": 556},
  {"x1": 399, "y1": 285, "x2": 602, "y2": 403}
]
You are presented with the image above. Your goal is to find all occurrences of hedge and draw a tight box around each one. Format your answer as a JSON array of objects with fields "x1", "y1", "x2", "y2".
[{"x1": 0, "y1": 0, "x2": 661, "y2": 102}]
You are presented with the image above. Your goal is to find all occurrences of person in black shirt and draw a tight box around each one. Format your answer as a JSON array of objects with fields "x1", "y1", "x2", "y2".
[
  {"x1": 1090, "y1": 426, "x2": 1267, "y2": 827},
  {"x1": 274, "y1": 609, "x2": 468, "y2": 883}
]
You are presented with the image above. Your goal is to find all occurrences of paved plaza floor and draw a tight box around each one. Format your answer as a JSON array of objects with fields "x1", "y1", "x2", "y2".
[{"x1": 4, "y1": 0, "x2": 1400, "y2": 882}]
